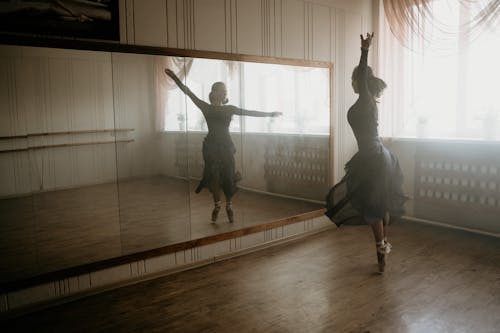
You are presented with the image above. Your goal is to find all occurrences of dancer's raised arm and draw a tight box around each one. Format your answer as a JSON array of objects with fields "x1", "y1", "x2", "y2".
[
  {"x1": 165, "y1": 68, "x2": 207, "y2": 110},
  {"x1": 357, "y1": 32, "x2": 373, "y2": 100}
]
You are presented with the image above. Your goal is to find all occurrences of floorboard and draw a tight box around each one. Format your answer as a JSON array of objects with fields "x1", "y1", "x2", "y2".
[{"x1": 4, "y1": 221, "x2": 500, "y2": 332}]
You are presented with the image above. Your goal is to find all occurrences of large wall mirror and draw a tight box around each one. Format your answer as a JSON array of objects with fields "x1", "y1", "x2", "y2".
[{"x1": 0, "y1": 43, "x2": 332, "y2": 286}]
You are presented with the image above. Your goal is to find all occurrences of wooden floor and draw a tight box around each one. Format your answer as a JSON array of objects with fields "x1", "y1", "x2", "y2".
[
  {"x1": 0, "y1": 176, "x2": 321, "y2": 284},
  {"x1": 4, "y1": 221, "x2": 500, "y2": 332}
]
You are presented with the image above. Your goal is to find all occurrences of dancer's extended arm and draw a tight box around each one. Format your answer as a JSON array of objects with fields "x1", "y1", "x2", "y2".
[{"x1": 231, "y1": 107, "x2": 282, "y2": 118}]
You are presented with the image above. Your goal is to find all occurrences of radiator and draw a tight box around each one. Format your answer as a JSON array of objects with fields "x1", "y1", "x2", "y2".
[{"x1": 414, "y1": 142, "x2": 500, "y2": 231}]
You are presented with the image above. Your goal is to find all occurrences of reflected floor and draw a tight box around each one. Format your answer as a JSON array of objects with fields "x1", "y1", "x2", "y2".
[{"x1": 0, "y1": 176, "x2": 322, "y2": 284}]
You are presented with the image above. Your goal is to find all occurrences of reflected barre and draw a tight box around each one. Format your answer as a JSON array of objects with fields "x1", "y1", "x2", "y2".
[
  {"x1": 0, "y1": 139, "x2": 134, "y2": 154},
  {"x1": 0, "y1": 128, "x2": 134, "y2": 141},
  {"x1": 0, "y1": 128, "x2": 135, "y2": 154}
]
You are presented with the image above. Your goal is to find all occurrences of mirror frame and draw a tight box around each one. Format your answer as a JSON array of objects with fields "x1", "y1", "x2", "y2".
[{"x1": 0, "y1": 35, "x2": 334, "y2": 293}]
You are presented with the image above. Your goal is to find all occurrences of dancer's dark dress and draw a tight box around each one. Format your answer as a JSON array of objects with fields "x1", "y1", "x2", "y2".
[
  {"x1": 193, "y1": 102, "x2": 242, "y2": 197},
  {"x1": 325, "y1": 48, "x2": 407, "y2": 226}
]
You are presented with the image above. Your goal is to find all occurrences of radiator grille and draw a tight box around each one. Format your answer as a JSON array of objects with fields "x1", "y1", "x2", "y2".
[{"x1": 414, "y1": 142, "x2": 500, "y2": 230}]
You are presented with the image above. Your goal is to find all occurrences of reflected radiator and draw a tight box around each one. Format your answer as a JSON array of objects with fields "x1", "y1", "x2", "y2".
[
  {"x1": 264, "y1": 136, "x2": 329, "y2": 201},
  {"x1": 174, "y1": 134, "x2": 204, "y2": 179},
  {"x1": 172, "y1": 132, "x2": 330, "y2": 201}
]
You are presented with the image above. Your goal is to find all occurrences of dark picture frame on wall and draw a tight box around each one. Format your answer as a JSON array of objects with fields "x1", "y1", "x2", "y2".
[{"x1": 0, "y1": 0, "x2": 120, "y2": 41}]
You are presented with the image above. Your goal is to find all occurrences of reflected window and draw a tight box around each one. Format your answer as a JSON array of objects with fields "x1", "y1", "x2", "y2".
[
  {"x1": 163, "y1": 58, "x2": 329, "y2": 135},
  {"x1": 240, "y1": 63, "x2": 329, "y2": 135}
]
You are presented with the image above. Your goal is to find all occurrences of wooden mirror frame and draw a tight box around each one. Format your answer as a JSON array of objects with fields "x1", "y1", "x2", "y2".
[{"x1": 0, "y1": 35, "x2": 334, "y2": 293}]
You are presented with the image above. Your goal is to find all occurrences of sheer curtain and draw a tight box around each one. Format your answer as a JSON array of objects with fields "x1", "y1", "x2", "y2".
[
  {"x1": 153, "y1": 56, "x2": 192, "y2": 132},
  {"x1": 377, "y1": 0, "x2": 500, "y2": 140}
]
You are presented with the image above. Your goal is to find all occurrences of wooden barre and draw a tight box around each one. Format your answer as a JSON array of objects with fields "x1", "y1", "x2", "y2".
[
  {"x1": 0, "y1": 139, "x2": 134, "y2": 154},
  {"x1": 0, "y1": 128, "x2": 134, "y2": 141}
]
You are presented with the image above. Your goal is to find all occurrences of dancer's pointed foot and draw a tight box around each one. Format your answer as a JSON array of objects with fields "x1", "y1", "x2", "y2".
[
  {"x1": 384, "y1": 240, "x2": 392, "y2": 254},
  {"x1": 377, "y1": 251, "x2": 385, "y2": 273},
  {"x1": 226, "y1": 202, "x2": 234, "y2": 223},
  {"x1": 212, "y1": 201, "x2": 221, "y2": 222},
  {"x1": 376, "y1": 240, "x2": 392, "y2": 273}
]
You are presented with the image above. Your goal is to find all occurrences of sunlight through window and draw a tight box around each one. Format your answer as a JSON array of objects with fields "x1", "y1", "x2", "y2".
[{"x1": 380, "y1": 0, "x2": 500, "y2": 140}]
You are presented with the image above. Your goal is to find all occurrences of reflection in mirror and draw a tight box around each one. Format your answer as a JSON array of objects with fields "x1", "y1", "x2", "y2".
[
  {"x1": 33, "y1": 50, "x2": 122, "y2": 275},
  {"x1": 0, "y1": 50, "x2": 38, "y2": 283},
  {"x1": 0, "y1": 46, "x2": 122, "y2": 282},
  {"x1": 0, "y1": 138, "x2": 37, "y2": 284},
  {"x1": 112, "y1": 53, "x2": 191, "y2": 255},
  {"x1": 166, "y1": 57, "x2": 249, "y2": 236},
  {"x1": 238, "y1": 61, "x2": 329, "y2": 223},
  {"x1": 164, "y1": 58, "x2": 328, "y2": 237},
  {"x1": 0, "y1": 44, "x2": 330, "y2": 285}
]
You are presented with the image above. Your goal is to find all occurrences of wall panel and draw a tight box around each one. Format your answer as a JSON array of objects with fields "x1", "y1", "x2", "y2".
[
  {"x1": 132, "y1": 0, "x2": 168, "y2": 47},
  {"x1": 281, "y1": 0, "x2": 305, "y2": 59},
  {"x1": 193, "y1": 0, "x2": 225, "y2": 51},
  {"x1": 166, "y1": 0, "x2": 179, "y2": 47},
  {"x1": 312, "y1": 4, "x2": 332, "y2": 61},
  {"x1": 236, "y1": 0, "x2": 262, "y2": 55}
]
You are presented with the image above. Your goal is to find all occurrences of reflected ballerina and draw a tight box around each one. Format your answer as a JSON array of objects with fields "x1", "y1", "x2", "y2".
[
  {"x1": 325, "y1": 33, "x2": 407, "y2": 273},
  {"x1": 165, "y1": 69, "x2": 282, "y2": 223}
]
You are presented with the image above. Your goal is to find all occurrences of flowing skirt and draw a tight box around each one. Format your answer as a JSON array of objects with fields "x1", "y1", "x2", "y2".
[
  {"x1": 325, "y1": 144, "x2": 407, "y2": 226},
  {"x1": 195, "y1": 135, "x2": 241, "y2": 197}
]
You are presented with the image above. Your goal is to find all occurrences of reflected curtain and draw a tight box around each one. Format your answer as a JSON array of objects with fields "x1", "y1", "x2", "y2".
[{"x1": 153, "y1": 57, "x2": 193, "y2": 132}]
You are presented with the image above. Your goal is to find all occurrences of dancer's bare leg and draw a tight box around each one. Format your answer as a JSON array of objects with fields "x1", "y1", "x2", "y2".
[
  {"x1": 225, "y1": 193, "x2": 234, "y2": 223},
  {"x1": 370, "y1": 220, "x2": 386, "y2": 273},
  {"x1": 382, "y1": 211, "x2": 392, "y2": 255},
  {"x1": 211, "y1": 177, "x2": 222, "y2": 222},
  {"x1": 383, "y1": 211, "x2": 390, "y2": 240},
  {"x1": 370, "y1": 220, "x2": 384, "y2": 243}
]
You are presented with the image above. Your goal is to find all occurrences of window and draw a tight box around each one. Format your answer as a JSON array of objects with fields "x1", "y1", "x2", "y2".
[{"x1": 378, "y1": 0, "x2": 500, "y2": 141}]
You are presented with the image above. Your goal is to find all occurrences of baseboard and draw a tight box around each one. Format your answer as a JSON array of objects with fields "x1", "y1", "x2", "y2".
[{"x1": 403, "y1": 215, "x2": 500, "y2": 239}]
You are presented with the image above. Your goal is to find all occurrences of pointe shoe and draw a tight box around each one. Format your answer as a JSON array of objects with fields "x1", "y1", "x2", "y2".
[
  {"x1": 377, "y1": 251, "x2": 386, "y2": 273},
  {"x1": 212, "y1": 202, "x2": 221, "y2": 222},
  {"x1": 384, "y1": 241, "x2": 392, "y2": 254},
  {"x1": 211, "y1": 206, "x2": 220, "y2": 222},
  {"x1": 226, "y1": 203, "x2": 234, "y2": 223},
  {"x1": 376, "y1": 240, "x2": 391, "y2": 273}
]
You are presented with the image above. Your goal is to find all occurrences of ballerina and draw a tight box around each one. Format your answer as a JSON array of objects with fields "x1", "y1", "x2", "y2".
[
  {"x1": 165, "y1": 69, "x2": 282, "y2": 223},
  {"x1": 325, "y1": 33, "x2": 407, "y2": 273}
]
